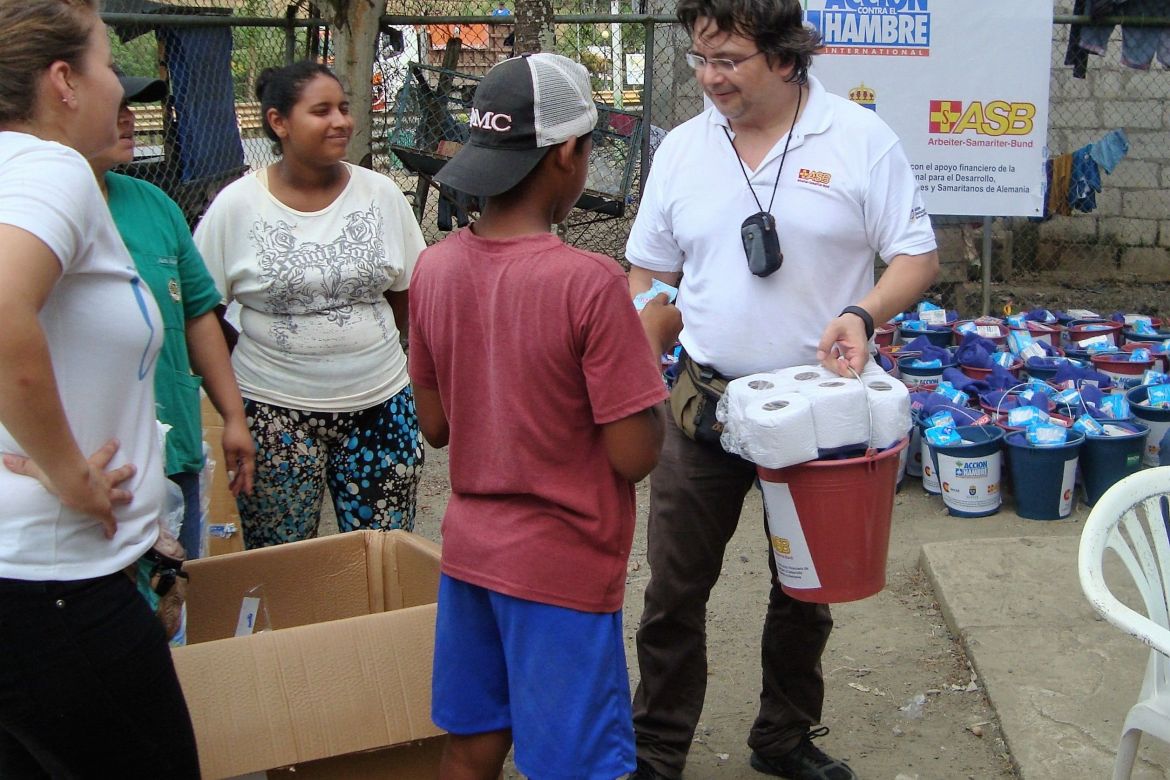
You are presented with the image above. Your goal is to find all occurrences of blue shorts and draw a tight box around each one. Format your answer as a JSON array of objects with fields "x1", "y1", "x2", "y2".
[{"x1": 431, "y1": 574, "x2": 635, "y2": 779}]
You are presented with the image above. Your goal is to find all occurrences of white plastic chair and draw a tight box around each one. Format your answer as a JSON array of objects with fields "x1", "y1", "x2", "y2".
[{"x1": 1078, "y1": 466, "x2": 1170, "y2": 780}]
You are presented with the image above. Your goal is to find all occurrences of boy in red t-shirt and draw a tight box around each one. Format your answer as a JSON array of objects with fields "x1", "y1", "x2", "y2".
[{"x1": 408, "y1": 53, "x2": 681, "y2": 779}]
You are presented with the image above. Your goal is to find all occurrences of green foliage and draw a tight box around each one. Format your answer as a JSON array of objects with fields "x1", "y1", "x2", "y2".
[
  {"x1": 231, "y1": 0, "x2": 290, "y2": 100},
  {"x1": 109, "y1": 29, "x2": 159, "y2": 78}
]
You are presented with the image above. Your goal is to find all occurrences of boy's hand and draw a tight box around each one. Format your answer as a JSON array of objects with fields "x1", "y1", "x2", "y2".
[{"x1": 639, "y1": 293, "x2": 683, "y2": 357}]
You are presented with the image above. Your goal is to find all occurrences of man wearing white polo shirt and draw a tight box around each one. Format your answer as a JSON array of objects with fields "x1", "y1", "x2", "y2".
[{"x1": 626, "y1": 1, "x2": 938, "y2": 778}]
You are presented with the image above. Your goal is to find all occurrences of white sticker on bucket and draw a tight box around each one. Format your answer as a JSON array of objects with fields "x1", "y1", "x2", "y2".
[
  {"x1": 1059, "y1": 457, "x2": 1077, "y2": 517},
  {"x1": 759, "y1": 482, "x2": 821, "y2": 589},
  {"x1": 936, "y1": 452, "x2": 1002, "y2": 514},
  {"x1": 921, "y1": 438, "x2": 939, "y2": 492}
]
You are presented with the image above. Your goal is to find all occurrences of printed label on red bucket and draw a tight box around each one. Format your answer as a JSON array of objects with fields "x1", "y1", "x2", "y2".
[
  {"x1": 759, "y1": 482, "x2": 821, "y2": 589},
  {"x1": 936, "y1": 453, "x2": 1001, "y2": 513}
]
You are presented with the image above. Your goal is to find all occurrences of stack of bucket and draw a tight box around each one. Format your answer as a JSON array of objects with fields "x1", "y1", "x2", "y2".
[{"x1": 882, "y1": 305, "x2": 1168, "y2": 518}]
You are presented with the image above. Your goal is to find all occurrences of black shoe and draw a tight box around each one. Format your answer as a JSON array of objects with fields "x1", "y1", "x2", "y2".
[
  {"x1": 749, "y1": 727, "x2": 857, "y2": 780},
  {"x1": 629, "y1": 758, "x2": 673, "y2": 780}
]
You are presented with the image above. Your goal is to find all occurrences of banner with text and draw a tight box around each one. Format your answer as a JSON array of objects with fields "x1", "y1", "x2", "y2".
[{"x1": 806, "y1": 0, "x2": 1052, "y2": 217}]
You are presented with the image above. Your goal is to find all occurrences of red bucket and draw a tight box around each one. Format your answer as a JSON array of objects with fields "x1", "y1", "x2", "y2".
[
  {"x1": 960, "y1": 358, "x2": 1023, "y2": 381},
  {"x1": 952, "y1": 319, "x2": 1008, "y2": 348},
  {"x1": 1122, "y1": 341, "x2": 1170, "y2": 373},
  {"x1": 1008, "y1": 321, "x2": 1063, "y2": 347},
  {"x1": 757, "y1": 438, "x2": 908, "y2": 604},
  {"x1": 875, "y1": 323, "x2": 896, "y2": 348},
  {"x1": 1091, "y1": 353, "x2": 1155, "y2": 389},
  {"x1": 1067, "y1": 321, "x2": 1123, "y2": 349}
]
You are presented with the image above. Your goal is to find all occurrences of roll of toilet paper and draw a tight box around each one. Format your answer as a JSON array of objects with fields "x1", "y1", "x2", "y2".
[
  {"x1": 801, "y1": 379, "x2": 870, "y2": 452},
  {"x1": 721, "y1": 372, "x2": 787, "y2": 424},
  {"x1": 864, "y1": 377, "x2": 912, "y2": 449},
  {"x1": 734, "y1": 393, "x2": 819, "y2": 469},
  {"x1": 770, "y1": 364, "x2": 832, "y2": 387}
]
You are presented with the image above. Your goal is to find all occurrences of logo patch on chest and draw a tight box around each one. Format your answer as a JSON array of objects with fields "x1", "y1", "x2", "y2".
[{"x1": 797, "y1": 168, "x2": 832, "y2": 188}]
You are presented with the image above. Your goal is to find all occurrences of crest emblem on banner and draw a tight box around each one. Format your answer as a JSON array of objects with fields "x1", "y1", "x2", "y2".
[{"x1": 849, "y1": 83, "x2": 877, "y2": 111}]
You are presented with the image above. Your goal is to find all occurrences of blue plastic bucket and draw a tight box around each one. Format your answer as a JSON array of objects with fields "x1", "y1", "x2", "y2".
[
  {"x1": 898, "y1": 355, "x2": 954, "y2": 389},
  {"x1": 1127, "y1": 385, "x2": 1170, "y2": 466},
  {"x1": 1023, "y1": 357, "x2": 1065, "y2": 382},
  {"x1": 1079, "y1": 421, "x2": 1149, "y2": 506},
  {"x1": 1004, "y1": 431, "x2": 1085, "y2": 520},
  {"x1": 928, "y1": 425, "x2": 1004, "y2": 517},
  {"x1": 1122, "y1": 328, "x2": 1170, "y2": 345},
  {"x1": 899, "y1": 324, "x2": 952, "y2": 349}
]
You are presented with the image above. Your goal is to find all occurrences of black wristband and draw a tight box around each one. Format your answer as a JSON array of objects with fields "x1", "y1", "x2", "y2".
[{"x1": 840, "y1": 305, "x2": 875, "y2": 340}]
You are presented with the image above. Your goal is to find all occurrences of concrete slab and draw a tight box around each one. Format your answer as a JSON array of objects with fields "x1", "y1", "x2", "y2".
[{"x1": 922, "y1": 536, "x2": 1170, "y2": 779}]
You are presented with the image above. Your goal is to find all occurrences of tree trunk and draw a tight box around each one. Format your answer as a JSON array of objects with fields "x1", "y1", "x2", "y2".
[
  {"x1": 320, "y1": 0, "x2": 385, "y2": 165},
  {"x1": 514, "y1": 0, "x2": 555, "y2": 54}
]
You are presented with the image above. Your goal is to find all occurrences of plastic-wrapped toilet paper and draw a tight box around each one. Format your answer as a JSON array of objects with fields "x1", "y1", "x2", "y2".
[
  {"x1": 863, "y1": 377, "x2": 912, "y2": 449},
  {"x1": 771, "y1": 365, "x2": 833, "y2": 386},
  {"x1": 718, "y1": 372, "x2": 786, "y2": 425},
  {"x1": 721, "y1": 393, "x2": 819, "y2": 469},
  {"x1": 802, "y1": 379, "x2": 870, "y2": 451}
]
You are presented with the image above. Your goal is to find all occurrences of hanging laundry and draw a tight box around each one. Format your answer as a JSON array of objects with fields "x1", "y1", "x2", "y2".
[
  {"x1": 1088, "y1": 128, "x2": 1130, "y2": 174},
  {"x1": 1048, "y1": 153, "x2": 1074, "y2": 217},
  {"x1": 1075, "y1": 0, "x2": 1170, "y2": 74},
  {"x1": 1068, "y1": 146, "x2": 1103, "y2": 213},
  {"x1": 1034, "y1": 129, "x2": 1129, "y2": 221}
]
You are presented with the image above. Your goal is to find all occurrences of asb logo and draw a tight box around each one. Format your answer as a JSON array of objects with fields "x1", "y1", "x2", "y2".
[
  {"x1": 804, "y1": 0, "x2": 931, "y2": 57},
  {"x1": 797, "y1": 168, "x2": 833, "y2": 188},
  {"x1": 928, "y1": 99, "x2": 1035, "y2": 137}
]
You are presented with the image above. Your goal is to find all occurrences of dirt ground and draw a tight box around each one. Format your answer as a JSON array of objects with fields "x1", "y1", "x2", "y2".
[{"x1": 393, "y1": 445, "x2": 1018, "y2": 780}]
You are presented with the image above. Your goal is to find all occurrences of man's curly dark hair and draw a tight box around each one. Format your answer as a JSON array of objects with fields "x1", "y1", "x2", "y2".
[{"x1": 677, "y1": 0, "x2": 822, "y2": 85}]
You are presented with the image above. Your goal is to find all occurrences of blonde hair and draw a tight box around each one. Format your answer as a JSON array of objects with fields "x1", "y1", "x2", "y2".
[{"x1": 0, "y1": 0, "x2": 99, "y2": 123}]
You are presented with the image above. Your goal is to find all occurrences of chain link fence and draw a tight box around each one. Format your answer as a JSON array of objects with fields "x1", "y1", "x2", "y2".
[{"x1": 104, "y1": 2, "x2": 1168, "y2": 317}]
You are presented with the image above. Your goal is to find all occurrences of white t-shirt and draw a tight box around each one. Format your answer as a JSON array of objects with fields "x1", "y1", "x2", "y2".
[
  {"x1": 627, "y1": 76, "x2": 937, "y2": 378},
  {"x1": 194, "y1": 163, "x2": 426, "y2": 411},
  {"x1": 0, "y1": 132, "x2": 164, "y2": 580}
]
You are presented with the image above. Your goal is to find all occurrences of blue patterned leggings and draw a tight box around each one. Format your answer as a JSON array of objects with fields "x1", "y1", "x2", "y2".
[{"x1": 238, "y1": 386, "x2": 424, "y2": 549}]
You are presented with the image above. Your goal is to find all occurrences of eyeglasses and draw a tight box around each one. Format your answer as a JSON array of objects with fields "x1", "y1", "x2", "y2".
[{"x1": 684, "y1": 50, "x2": 764, "y2": 73}]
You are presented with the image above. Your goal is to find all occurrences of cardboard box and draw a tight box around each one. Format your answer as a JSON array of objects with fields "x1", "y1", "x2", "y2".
[
  {"x1": 171, "y1": 531, "x2": 445, "y2": 778},
  {"x1": 200, "y1": 394, "x2": 244, "y2": 556}
]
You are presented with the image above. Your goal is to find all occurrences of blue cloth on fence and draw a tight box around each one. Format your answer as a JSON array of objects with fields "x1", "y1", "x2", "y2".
[
  {"x1": 157, "y1": 27, "x2": 245, "y2": 183},
  {"x1": 1069, "y1": 145, "x2": 1103, "y2": 213},
  {"x1": 1089, "y1": 129, "x2": 1130, "y2": 174}
]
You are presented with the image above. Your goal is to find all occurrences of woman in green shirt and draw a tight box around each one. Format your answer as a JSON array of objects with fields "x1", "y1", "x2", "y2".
[{"x1": 89, "y1": 72, "x2": 254, "y2": 558}]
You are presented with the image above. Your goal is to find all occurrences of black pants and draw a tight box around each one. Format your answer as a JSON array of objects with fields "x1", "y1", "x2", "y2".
[
  {"x1": 0, "y1": 572, "x2": 200, "y2": 779},
  {"x1": 633, "y1": 417, "x2": 834, "y2": 778}
]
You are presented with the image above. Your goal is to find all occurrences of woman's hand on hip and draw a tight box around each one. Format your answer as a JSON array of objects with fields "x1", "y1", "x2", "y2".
[{"x1": 2, "y1": 439, "x2": 135, "y2": 538}]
